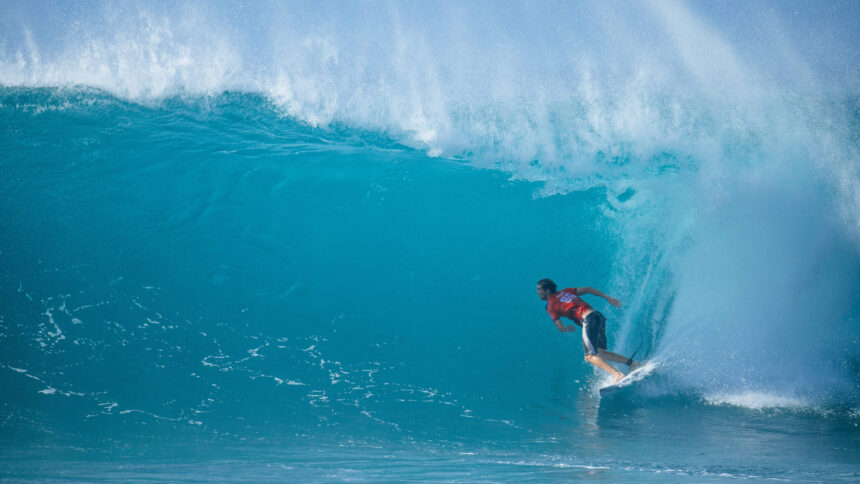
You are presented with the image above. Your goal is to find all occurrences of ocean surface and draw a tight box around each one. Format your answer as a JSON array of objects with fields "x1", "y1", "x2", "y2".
[{"x1": 2, "y1": 1, "x2": 859, "y2": 482}]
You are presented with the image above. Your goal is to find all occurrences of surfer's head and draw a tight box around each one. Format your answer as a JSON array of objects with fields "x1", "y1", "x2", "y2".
[{"x1": 536, "y1": 278, "x2": 557, "y2": 300}]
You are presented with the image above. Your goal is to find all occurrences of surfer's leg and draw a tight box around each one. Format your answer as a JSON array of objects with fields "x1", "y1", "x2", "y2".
[
  {"x1": 588, "y1": 313, "x2": 641, "y2": 371},
  {"x1": 598, "y1": 350, "x2": 642, "y2": 371},
  {"x1": 597, "y1": 349, "x2": 642, "y2": 370},
  {"x1": 583, "y1": 312, "x2": 624, "y2": 381},
  {"x1": 597, "y1": 349, "x2": 629, "y2": 363},
  {"x1": 585, "y1": 354, "x2": 625, "y2": 382}
]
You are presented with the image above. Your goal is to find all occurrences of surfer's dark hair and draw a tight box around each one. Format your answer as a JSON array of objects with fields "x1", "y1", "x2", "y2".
[{"x1": 537, "y1": 278, "x2": 557, "y2": 293}]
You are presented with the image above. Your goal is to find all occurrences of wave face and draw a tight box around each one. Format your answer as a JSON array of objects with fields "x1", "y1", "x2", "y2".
[{"x1": 2, "y1": 1, "x2": 860, "y2": 481}]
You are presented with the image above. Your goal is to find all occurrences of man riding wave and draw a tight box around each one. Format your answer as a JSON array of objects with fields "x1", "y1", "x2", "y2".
[{"x1": 537, "y1": 278, "x2": 640, "y2": 383}]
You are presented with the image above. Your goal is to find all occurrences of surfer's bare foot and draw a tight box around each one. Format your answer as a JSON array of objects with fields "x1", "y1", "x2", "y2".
[
  {"x1": 629, "y1": 361, "x2": 642, "y2": 371},
  {"x1": 612, "y1": 371, "x2": 626, "y2": 383}
]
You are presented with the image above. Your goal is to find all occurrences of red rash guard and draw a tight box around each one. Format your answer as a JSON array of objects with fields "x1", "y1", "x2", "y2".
[{"x1": 545, "y1": 288, "x2": 594, "y2": 325}]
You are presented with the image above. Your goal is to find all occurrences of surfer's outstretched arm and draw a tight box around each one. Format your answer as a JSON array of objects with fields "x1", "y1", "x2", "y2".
[{"x1": 575, "y1": 287, "x2": 621, "y2": 308}]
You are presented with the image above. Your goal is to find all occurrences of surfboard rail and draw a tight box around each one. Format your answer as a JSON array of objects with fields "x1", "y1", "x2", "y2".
[{"x1": 598, "y1": 362, "x2": 656, "y2": 396}]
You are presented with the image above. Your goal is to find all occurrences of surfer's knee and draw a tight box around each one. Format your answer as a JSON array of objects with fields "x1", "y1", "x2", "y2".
[{"x1": 584, "y1": 354, "x2": 597, "y2": 363}]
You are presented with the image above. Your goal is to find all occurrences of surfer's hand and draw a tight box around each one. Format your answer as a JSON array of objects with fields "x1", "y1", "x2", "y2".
[{"x1": 607, "y1": 297, "x2": 622, "y2": 308}]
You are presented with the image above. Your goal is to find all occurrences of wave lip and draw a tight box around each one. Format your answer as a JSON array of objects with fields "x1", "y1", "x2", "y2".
[{"x1": 2, "y1": 1, "x2": 858, "y2": 171}]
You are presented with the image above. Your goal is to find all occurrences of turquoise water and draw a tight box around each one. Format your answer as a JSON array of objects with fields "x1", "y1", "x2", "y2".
[{"x1": 2, "y1": 1, "x2": 860, "y2": 482}]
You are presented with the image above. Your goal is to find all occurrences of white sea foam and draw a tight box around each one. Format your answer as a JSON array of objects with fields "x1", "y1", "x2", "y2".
[
  {"x1": 703, "y1": 391, "x2": 809, "y2": 410},
  {"x1": 596, "y1": 361, "x2": 659, "y2": 392},
  {"x1": 1, "y1": 2, "x2": 855, "y2": 177}
]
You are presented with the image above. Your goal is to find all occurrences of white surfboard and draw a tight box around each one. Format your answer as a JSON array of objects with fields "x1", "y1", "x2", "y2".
[{"x1": 598, "y1": 362, "x2": 655, "y2": 396}]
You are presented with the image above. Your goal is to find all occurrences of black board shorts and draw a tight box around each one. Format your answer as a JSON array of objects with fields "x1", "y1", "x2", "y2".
[{"x1": 582, "y1": 311, "x2": 607, "y2": 356}]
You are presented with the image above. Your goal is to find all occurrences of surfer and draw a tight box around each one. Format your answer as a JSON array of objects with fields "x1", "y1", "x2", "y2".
[{"x1": 537, "y1": 278, "x2": 640, "y2": 383}]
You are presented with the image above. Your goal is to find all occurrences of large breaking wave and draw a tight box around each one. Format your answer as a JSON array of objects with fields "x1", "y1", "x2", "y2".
[{"x1": 1, "y1": 0, "x2": 859, "y2": 437}]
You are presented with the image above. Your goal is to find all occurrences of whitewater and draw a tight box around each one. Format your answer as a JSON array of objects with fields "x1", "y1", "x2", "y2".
[{"x1": 1, "y1": 0, "x2": 859, "y2": 481}]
